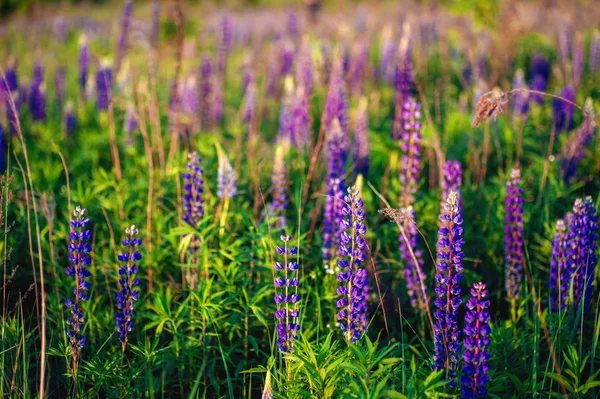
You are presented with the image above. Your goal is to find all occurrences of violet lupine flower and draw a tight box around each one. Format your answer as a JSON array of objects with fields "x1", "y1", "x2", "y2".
[
  {"x1": 64, "y1": 102, "x2": 77, "y2": 137},
  {"x1": 270, "y1": 147, "x2": 288, "y2": 231},
  {"x1": 512, "y1": 69, "x2": 529, "y2": 118},
  {"x1": 241, "y1": 80, "x2": 256, "y2": 127},
  {"x1": 323, "y1": 56, "x2": 349, "y2": 140},
  {"x1": 29, "y1": 82, "x2": 46, "y2": 122},
  {"x1": 183, "y1": 152, "x2": 204, "y2": 227},
  {"x1": 278, "y1": 91, "x2": 293, "y2": 143},
  {"x1": 1, "y1": 66, "x2": 18, "y2": 93},
  {"x1": 590, "y1": 31, "x2": 600, "y2": 76},
  {"x1": 442, "y1": 161, "x2": 462, "y2": 205},
  {"x1": 199, "y1": 54, "x2": 212, "y2": 130},
  {"x1": 116, "y1": 0, "x2": 133, "y2": 71},
  {"x1": 379, "y1": 26, "x2": 395, "y2": 83},
  {"x1": 461, "y1": 282, "x2": 491, "y2": 399},
  {"x1": 563, "y1": 197, "x2": 598, "y2": 315},
  {"x1": 280, "y1": 41, "x2": 295, "y2": 77},
  {"x1": 217, "y1": 14, "x2": 233, "y2": 75},
  {"x1": 291, "y1": 86, "x2": 310, "y2": 148},
  {"x1": 504, "y1": 168, "x2": 525, "y2": 302},
  {"x1": 432, "y1": 191, "x2": 463, "y2": 384},
  {"x1": 274, "y1": 234, "x2": 300, "y2": 353},
  {"x1": 53, "y1": 16, "x2": 68, "y2": 43},
  {"x1": 78, "y1": 35, "x2": 90, "y2": 95},
  {"x1": 295, "y1": 38, "x2": 312, "y2": 97},
  {"x1": 286, "y1": 11, "x2": 300, "y2": 40},
  {"x1": 217, "y1": 153, "x2": 237, "y2": 199},
  {"x1": 353, "y1": 98, "x2": 369, "y2": 176},
  {"x1": 55, "y1": 68, "x2": 66, "y2": 113},
  {"x1": 336, "y1": 186, "x2": 369, "y2": 343},
  {"x1": 572, "y1": 34, "x2": 584, "y2": 89},
  {"x1": 181, "y1": 75, "x2": 199, "y2": 132},
  {"x1": 552, "y1": 86, "x2": 575, "y2": 132},
  {"x1": 549, "y1": 219, "x2": 568, "y2": 312},
  {"x1": 350, "y1": 40, "x2": 369, "y2": 96},
  {"x1": 529, "y1": 54, "x2": 549, "y2": 104},
  {"x1": 115, "y1": 224, "x2": 142, "y2": 352},
  {"x1": 96, "y1": 62, "x2": 113, "y2": 111},
  {"x1": 150, "y1": 0, "x2": 160, "y2": 48},
  {"x1": 561, "y1": 101, "x2": 596, "y2": 182},
  {"x1": 65, "y1": 206, "x2": 92, "y2": 368},
  {"x1": 322, "y1": 120, "x2": 348, "y2": 267},
  {"x1": 392, "y1": 35, "x2": 413, "y2": 140}
]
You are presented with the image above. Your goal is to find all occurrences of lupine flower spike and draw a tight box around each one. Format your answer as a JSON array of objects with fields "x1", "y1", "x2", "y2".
[
  {"x1": 270, "y1": 146, "x2": 288, "y2": 231},
  {"x1": 78, "y1": 35, "x2": 90, "y2": 96},
  {"x1": 115, "y1": 225, "x2": 142, "y2": 352},
  {"x1": 65, "y1": 206, "x2": 92, "y2": 376},
  {"x1": 274, "y1": 234, "x2": 300, "y2": 353},
  {"x1": 504, "y1": 168, "x2": 524, "y2": 320},
  {"x1": 96, "y1": 60, "x2": 113, "y2": 111},
  {"x1": 336, "y1": 186, "x2": 369, "y2": 343},
  {"x1": 353, "y1": 97, "x2": 370, "y2": 176},
  {"x1": 461, "y1": 282, "x2": 491, "y2": 399},
  {"x1": 217, "y1": 147, "x2": 236, "y2": 236},
  {"x1": 549, "y1": 219, "x2": 568, "y2": 312},
  {"x1": 183, "y1": 152, "x2": 204, "y2": 285},
  {"x1": 433, "y1": 191, "x2": 463, "y2": 385}
]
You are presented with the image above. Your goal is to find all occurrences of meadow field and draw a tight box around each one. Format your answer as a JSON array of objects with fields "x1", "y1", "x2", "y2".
[{"x1": 0, "y1": 0, "x2": 600, "y2": 397}]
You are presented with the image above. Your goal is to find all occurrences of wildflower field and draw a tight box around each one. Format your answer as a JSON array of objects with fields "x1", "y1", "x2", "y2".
[{"x1": 1, "y1": 0, "x2": 600, "y2": 397}]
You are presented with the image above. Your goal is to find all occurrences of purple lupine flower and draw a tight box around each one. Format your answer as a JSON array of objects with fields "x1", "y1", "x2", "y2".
[
  {"x1": 96, "y1": 62, "x2": 113, "y2": 111},
  {"x1": 295, "y1": 38, "x2": 312, "y2": 97},
  {"x1": 32, "y1": 61, "x2": 43, "y2": 86},
  {"x1": 1, "y1": 66, "x2": 18, "y2": 93},
  {"x1": 29, "y1": 82, "x2": 46, "y2": 122},
  {"x1": 124, "y1": 102, "x2": 137, "y2": 147},
  {"x1": 561, "y1": 101, "x2": 596, "y2": 182},
  {"x1": 286, "y1": 11, "x2": 300, "y2": 40},
  {"x1": 209, "y1": 76, "x2": 223, "y2": 130},
  {"x1": 324, "y1": 56, "x2": 349, "y2": 140},
  {"x1": 64, "y1": 102, "x2": 77, "y2": 137},
  {"x1": 265, "y1": 57, "x2": 279, "y2": 99},
  {"x1": 280, "y1": 41, "x2": 295, "y2": 77},
  {"x1": 398, "y1": 99, "x2": 428, "y2": 311},
  {"x1": 274, "y1": 234, "x2": 300, "y2": 353},
  {"x1": 441, "y1": 161, "x2": 462, "y2": 205},
  {"x1": 504, "y1": 168, "x2": 525, "y2": 303},
  {"x1": 115, "y1": 224, "x2": 142, "y2": 352},
  {"x1": 353, "y1": 98, "x2": 369, "y2": 176},
  {"x1": 336, "y1": 186, "x2": 369, "y2": 343},
  {"x1": 241, "y1": 79, "x2": 256, "y2": 127},
  {"x1": 461, "y1": 282, "x2": 491, "y2": 399},
  {"x1": 552, "y1": 85, "x2": 575, "y2": 132},
  {"x1": 291, "y1": 86, "x2": 310, "y2": 148},
  {"x1": 150, "y1": 0, "x2": 160, "y2": 48},
  {"x1": 350, "y1": 40, "x2": 369, "y2": 96},
  {"x1": 558, "y1": 24, "x2": 572, "y2": 69},
  {"x1": 392, "y1": 36, "x2": 413, "y2": 140},
  {"x1": 379, "y1": 27, "x2": 395, "y2": 83},
  {"x1": 512, "y1": 69, "x2": 529, "y2": 118},
  {"x1": 183, "y1": 152, "x2": 204, "y2": 227},
  {"x1": 572, "y1": 33, "x2": 584, "y2": 89},
  {"x1": 217, "y1": 14, "x2": 233, "y2": 75},
  {"x1": 217, "y1": 152, "x2": 237, "y2": 199},
  {"x1": 181, "y1": 75, "x2": 199, "y2": 132},
  {"x1": 322, "y1": 120, "x2": 348, "y2": 267},
  {"x1": 198, "y1": 53, "x2": 212, "y2": 130},
  {"x1": 53, "y1": 16, "x2": 68, "y2": 43},
  {"x1": 320, "y1": 41, "x2": 333, "y2": 86},
  {"x1": 65, "y1": 206, "x2": 92, "y2": 369},
  {"x1": 116, "y1": 0, "x2": 133, "y2": 71},
  {"x1": 278, "y1": 90, "x2": 293, "y2": 144},
  {"x1": 590, "y1": 31, "x2": 600, "y2": 76},
  {"x1": 529, "y1": 54, "x2": 549, "y2": 104},
  {"x1": 270, "y1": 146, "x2": 287, "y2": 231},
  {"x1": 432, "y1": 191, "x2": 463, "y2": 384},
  {"x1": 78, "y1": 35, "x2": 90, "y2": 95},
  {"x1": 549, "y1": 219, "x2": 568, "y2": 312},
  {"x1": 563, "y1": 197, "x2": 598, "y2": 315},
  {"x1": 55, "y1": 67, "x2": 66, "y2": 113}
]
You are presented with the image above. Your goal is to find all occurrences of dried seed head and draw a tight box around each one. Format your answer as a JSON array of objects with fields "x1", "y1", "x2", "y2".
[
  {"x1": 471, "y1": 89, "x2": 508, "y2": 127},
  {"x1": 379, "y1": 206, "x2": 415, "y2": 225}
]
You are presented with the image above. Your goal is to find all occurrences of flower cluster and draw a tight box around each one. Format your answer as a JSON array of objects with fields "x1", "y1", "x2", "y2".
[
  {"x1": 442, "y1": 161, "x2": 462, "y2": 205},
  {"x1": 549, "y1": 219, "x2": 568, "y2": 312},
  {"x1": 460, "y1": 282, "x2": 491, "y2": 399},
  {"x1": 336, "y1": 186, "x2": 369, "y2": 343},
  {"x1": 96, "y1": 63, "x2": 113, "y2": 111},
  {"x1": 563, "y1": 196, "x2": 598, "y2": 315},
  {"x1": 291, "y1": 86, "x2": 310, "y2": 148},
  {"x1": 433, "y1": 191, "x2": 463, "y2": 384},
  {"x1": 199, "y1": 53, "x2": 213, "y2": 130},
  {"x1": 64, "y1": 102, "x2": 77, "y2": 137},
  {"x1": 183, "y1": 152, "x2": 204, "y2": 227},
  {"x1": 529, "y1": 54, "x2": 549, "y2": 104},
  {"x1": 217, "y1": 14, "x2": 233, "y2": 75},
  {"x1": 29, "y1": 61, "x2": 46, "y2": 122},
  {"x1": 353, "y1": 98, "x2": 369, "y2": 176},
  {"x1": 115, "y1": 225, "x2": 142, "y2": 352},
  {"x1": 295, "y1": 38, "x2": 312, "y2": 98},
  {"x1": 270, "y1": 146, "x2": 288, "y2": 231},
  {"x1": 78, "y1": 35, "x2": 90, "y2": 94},
  {"x1": 324, "y1": 56, "x2": 349, "y2": 141},
  {"x1": 392, "y1": 33, "x2": 413, "y2": 140},
  {"x1": 217, "y1": 152, "x2": 237, "y2": 199},
  {"x1": 504, "y1": 168, "x2": 524, "y2": 302},
  {"x1": 552, "y1": 85, "x2": 575, "y2": 132},
  {"x1": 274, "y1": 235, "x2": 300, "y2": 353},
  {"x1": 65, "y1": 206, "x2": 92, "y2": 370}
]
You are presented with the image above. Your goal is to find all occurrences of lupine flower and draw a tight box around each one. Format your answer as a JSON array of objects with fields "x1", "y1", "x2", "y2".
[
  {"x1": 295, "y1": 38, "x2": 312, "y2": 97},
  {"x1": 324, "y1": 56, "x2": 349, "y2": 140},
  {"x1": 590, "y1": 31, "x2": 600, "y2": 76},
  {"x1": 398, "y1": 99, "x2": 428, "y2": 311},
  {"x1": 116, "y1": 0, "x2": 133, "y2": 71},
  {"x1": 353, "y1": 97, "x2": 369, "y2": 176},
  {"x1": 320, "y1": 41, "x2": 333, "y2": 86},
  {"x1": 150, "y1": 0, "x2": 160, "y2": 48},
  {"x1": 78, "y1": 35, "x2": 90, "y2": 95},
  {"x1": 572, "y1": 33, "x2": 584, "y2": 88},
  {"x1": 278, "y1": 85, "x2": 293, "y2": 144},
  {"x1": 512, "y1": 69, "x2": 529, "y2": 118},
  {"x1": 322, "y1": 120, "x2": 348, "y2": 267},
  {"x1": 552, "y1": 85, "x2": 575, "y2": 132},
  {"x1": 461, "y1": 282, "x2": 491, "y2": 399},
  {"x1": 336, "y1": 186, "x2": 369, "y2": 343},
  {"x1": 53, "y1": 16, "x2": 68, "y2": 43},
  {"x1": 350, "y1": 40, "x2": 369, "y2": 96},
  {"x1": 392, "y1": 33, "x2": 413, "y2": 140},
  {"x1": 561, "y1": 100, "x2": 596, "y2": 182},
  {"x1": 241, "y1": 79, "x2": 256, "y2": 127},
  {"x1": 291, "y1": 86, "x2": 310, "y2": 148},
  {"x1": 1, "y1": 66, "x2": 18, "y2": 93},
  {"x1": 280, "y1": 41, "x2": 295, "y2": 77},
  {"x1": 563, "y1": 197, "x2": 598, "y2": 315},
  {"x1": 442, "y1": 161, "x2": 462, "y2": 205},
  {"x1": 379, "y1": 26, "x2": 395, "y2": 83},
  {"x1": 286, "y1": 11, "x2": 299, "y2": 40},
  {"x1": 217, "y1": 14, "x2": 233, "y2": 75},
  {"x1": 65, "y1": 206, "x2": 92, "y2": 373},
  {"x1": 181, "y1": 75, "x2": 199, "y2": 132},
  {"x1": 96, "y1": 61, "x2": 113, "y2": 111},
  {"x1": 199, "y1": 54, "x2": 212, "y2": 130},
  {"x1": 558, "y1": 24, "x2": 572, "y2": 68},
  {"x1": 549, "y1": 219, "x2": 568, "y2": 312},
  {"x1": 270, "y1": 146, "x2": 288, "y2": 231},
  {"x1": 504, "y1": 168, "x2": 525, "y2": 303},
  {"x1": 115, "y1": 224, "x2": 142, "y2": 352},
  {"x1": 217, "y1": 152, "x2": 237, "y2": 199},
  {"x1": 433, "y1": 191, "x2": 463, "y2": 384},
  {"x1": 55, "y1": 67, "x2": 66, "y2": 113},
  {"x1": 183, "y1": 152, "x2": 204, "y2": 227},
  {"x1": 529, "y1": 54, "x2": 549, "y2": 104},
  {"x1": 29, "y1": 82, "x2": 46, "y2": 122},
  {"x1": 274, "y1": 234, "x2": 300, "y2": 353},
  {"x1": 64, "y1": 102, "x2": 77, "y2": 137}
]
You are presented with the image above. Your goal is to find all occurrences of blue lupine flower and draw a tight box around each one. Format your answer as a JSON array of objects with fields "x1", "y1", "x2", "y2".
[
  {"x1": 183, "y1": 152, "x2": 204, "y2": 227},
  {"x1": 504, "y1": 168, "x2": 525, "y2": 303},
  {"x1": 96, "y1": 62, "x2": 113, "y2": 111},
  {"x1": 549, "y1": 219, "x2": 568, "y2": 312},
  {"x1": 274, "y1": 234, "x2": 300, "y2": 353}
]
